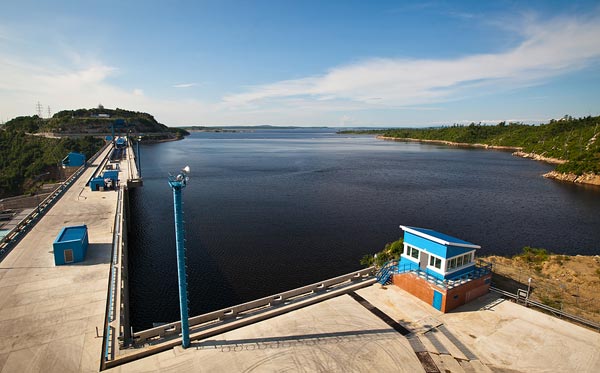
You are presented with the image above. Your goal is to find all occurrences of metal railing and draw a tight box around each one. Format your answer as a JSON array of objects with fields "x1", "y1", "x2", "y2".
[
  {"x1": 132, "y1": 267, "x2": 375, "y2": 345},
  {"x1": 100, "y1": 186, "x2": 125, "y2": 370},
  {"x1": 380, "y1": 259, "x2": 492, "y2": 290},
  {"x1": 490, "y1": 287, "x2": 600, "y2": 332}
]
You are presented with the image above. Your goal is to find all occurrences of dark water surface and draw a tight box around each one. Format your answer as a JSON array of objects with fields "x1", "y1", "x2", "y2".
[{"x1": 128, "y1": 129, "x2": 600, "y2": 330}]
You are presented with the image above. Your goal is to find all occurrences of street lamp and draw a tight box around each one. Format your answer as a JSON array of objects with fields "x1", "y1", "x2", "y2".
[
  {"x1": 168, "y1": 165, "x2": 191, "y2": 348},
  {"x1": 526, "y1": 277, "x2": 532, "y2": 303},
  {"x1": 136, "y1": 136, "x2": 142, "y2": 177}
]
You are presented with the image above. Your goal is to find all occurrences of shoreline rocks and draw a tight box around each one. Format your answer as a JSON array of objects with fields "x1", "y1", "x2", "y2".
[
  {"x1": 376, "y1": 136, "x2": 521, "y2": 151},
  {"x1": 511, "y1": 151, "x2": 566, "y2": 165},
  {"x1": 543, "y1": 171, "x2": 600, "y2": 186},
  {"x1": 375, "y1": 135, "x2": 600, "y2": 187}
]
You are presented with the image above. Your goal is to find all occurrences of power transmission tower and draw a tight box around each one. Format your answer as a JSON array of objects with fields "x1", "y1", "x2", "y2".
[
  {"x1": 36, "y1": 101, "x2": 43, "y2": 117},
  {"x1": 47, "y1": 106, "x2": 52, "y2": 118}
]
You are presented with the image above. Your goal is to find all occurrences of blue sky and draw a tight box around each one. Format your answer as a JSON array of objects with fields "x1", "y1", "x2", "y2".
[{"x1": 1, "y1": 0, "x2": 600, "y2": 127}]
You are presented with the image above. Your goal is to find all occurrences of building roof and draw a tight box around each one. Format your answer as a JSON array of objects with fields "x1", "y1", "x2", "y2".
[
  {"x1": 400, "y1": 225, "x2": 481, "y2": 249},
  {"x1": 55, "y1": 225, "x2": 87, "y2": 243}
]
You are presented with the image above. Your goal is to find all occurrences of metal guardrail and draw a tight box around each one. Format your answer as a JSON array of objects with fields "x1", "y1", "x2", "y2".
[
  {"x1": 132, "y1": 267, "x2": 376, "y2": 345},
  {"x1": 489, "y1": 286, "x2": 600, "y2": 332},
  {"x1": 0, "y1": 142, "x2": 111, "y2": 259},
  {"x1": 102, "y1": 187, "x2": 123, "y2": 363}
]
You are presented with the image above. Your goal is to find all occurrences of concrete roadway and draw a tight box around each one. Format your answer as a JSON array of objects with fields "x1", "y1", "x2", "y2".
[{"x1": 0, "y1": 144, "x2": 118, "y2": 372}]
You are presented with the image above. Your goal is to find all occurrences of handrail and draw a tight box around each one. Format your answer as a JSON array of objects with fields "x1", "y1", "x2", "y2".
[
  {"x1": 132, "y1": 267, "x2": 375, "y2": 345},
  {"x1": 104, "y1": 188, "x2": 123, "y2": 362}
]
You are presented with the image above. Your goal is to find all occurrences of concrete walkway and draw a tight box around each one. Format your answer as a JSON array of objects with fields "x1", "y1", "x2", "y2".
[
  {"x1": 0, "y1": 145, "x2": 118, "y2": 372},
  {"x1": 109, "y1": 284, "x2": 600, "y2": 372}
]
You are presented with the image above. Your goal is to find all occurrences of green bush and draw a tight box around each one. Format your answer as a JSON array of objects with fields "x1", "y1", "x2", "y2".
[{"x1": 360, "y1": 238, "x2": 404, "y2": 267}]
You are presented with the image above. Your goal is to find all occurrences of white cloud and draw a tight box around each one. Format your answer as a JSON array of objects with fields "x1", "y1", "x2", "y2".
[
  {"x1": 1, "y1": 12, "x2": 600, "y2": 126},
  {"x1": 172, "y1": 83, "x2": 197, "y2": 88},
  {"x1": 222, "y1": 13, "x2": 600, "y2": 111}
]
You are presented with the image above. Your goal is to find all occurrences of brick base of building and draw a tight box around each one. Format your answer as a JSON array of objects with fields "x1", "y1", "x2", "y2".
[{"x1": 392, "y1": 272, "x2": 491, "y2": 312}]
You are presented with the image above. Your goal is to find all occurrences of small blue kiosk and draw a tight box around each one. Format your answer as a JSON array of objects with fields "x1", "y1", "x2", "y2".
[
  {"x1": 53, "y1": 225, "x2": 89, "y2": 265},
  {"x1": 377, "y1": 225, "x2": 492, "y2": 313},
  {"x1": 399, "y1": 225, "x2": 480, "y2": 280}
]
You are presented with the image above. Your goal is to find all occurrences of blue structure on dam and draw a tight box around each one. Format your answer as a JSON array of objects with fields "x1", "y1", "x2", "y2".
[
  {"x1": 53, "y1": 225, "x2": 89, "y2": 265},
  {"x1": 62, "y1": 152, "x2": 86, "y2": 167},
  {"x1": 376, "y1": 225, "x2": 491, "y2": 312},
  {"x1": 399, "y1": 225, "x2": 480, "y2": 281}
]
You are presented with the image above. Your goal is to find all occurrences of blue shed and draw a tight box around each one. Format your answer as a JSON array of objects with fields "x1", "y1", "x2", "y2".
[
  {"x1": 89, "y1": 177, "x2": 105, "y2": 191},
  {"x1": 62, "y1": 152, "x2": 86, "y2": 167},
  {"x1": 53, "y1": 225, "x2": 89, "y2": 265},
  {"x1": 399, "y1": 225, "x2": 480, "y2": 281},
  {"x1": 103, "y1": 170, "x2": 119, "y2": 181}
]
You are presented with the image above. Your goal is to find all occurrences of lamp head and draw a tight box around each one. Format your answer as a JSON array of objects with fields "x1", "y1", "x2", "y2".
[{"x1": 182, "y1": 165, "x2": 191, "y2": 174}]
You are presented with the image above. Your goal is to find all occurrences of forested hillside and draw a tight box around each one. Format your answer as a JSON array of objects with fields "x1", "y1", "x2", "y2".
[
  {"x1": 0, "y1": 107, "x2": 193, "y2": 198},
  {"x1": 4, "y1": 107, "x2": 188, "y2": 138},
  {"x1": 0, "y1": 128, "x2": 103, "y2": 198},
  {"x1": 341, "y1": 116, "x2": 600, "y2": 175}
]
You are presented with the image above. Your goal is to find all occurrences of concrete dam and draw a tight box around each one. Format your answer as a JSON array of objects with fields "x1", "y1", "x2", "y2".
[{"x1": 0, "y1": 137, "x2": 598, "y2": 373}]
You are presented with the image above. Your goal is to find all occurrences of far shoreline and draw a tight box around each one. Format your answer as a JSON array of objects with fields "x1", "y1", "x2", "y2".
[{"x1": 375, "y1": 135, "x2": 600, "y2": 187}]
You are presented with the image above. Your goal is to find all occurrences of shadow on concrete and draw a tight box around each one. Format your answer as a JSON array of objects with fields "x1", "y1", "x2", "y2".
[
  {"x1": 69, "y1": 243, "x2": 113, "y2": 266},
  {"x1": 192, "y1": 328, "x2": 398, "y2": 351},
  {"x1": 449, "y1": 292, "x2": 506, "y2": 313}
]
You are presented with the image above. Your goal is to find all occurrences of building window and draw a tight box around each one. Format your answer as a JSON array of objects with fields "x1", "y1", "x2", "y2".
[
  {"x1": 463, "y1": 253, "x2": 472, "y2": 264},
  {"x1": 410, "y1": 247, "x2": 419, "y2": 259},
  {"x1": 429, "y1": 256, "x2": 441, "y2": 269},
  {"x1": 446, "y1": 252, "x2": 474, "y2": 271}
]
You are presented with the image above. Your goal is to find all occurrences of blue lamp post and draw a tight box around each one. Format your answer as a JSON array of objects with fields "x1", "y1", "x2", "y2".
[
  {"x1": 168, "y1": 165, "x2": 191, "y2": 348},
  {"x1": 136, "y1": 136, "x2": 142, "y2": 177}
]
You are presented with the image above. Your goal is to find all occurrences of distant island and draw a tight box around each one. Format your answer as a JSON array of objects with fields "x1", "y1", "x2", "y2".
[
  {"x1": 0, "y1": 107, "x2": 189, "y2": 198},
  {"x1": 340, "y1": 115, "x2": 600, "y2": 186}
]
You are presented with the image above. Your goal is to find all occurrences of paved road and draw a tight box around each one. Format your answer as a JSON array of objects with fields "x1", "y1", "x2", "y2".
[{"x1": 0, "y1": 144, "x2": 117, "y2": 372}]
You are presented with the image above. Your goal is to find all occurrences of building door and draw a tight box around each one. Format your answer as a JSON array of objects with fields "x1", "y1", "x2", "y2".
[
  {"x1": 432, "y1": 290, "x2": 443, "y2": 311},
  {"x1": 64, "y1": 249, "x2": 74, "y2": 263}
]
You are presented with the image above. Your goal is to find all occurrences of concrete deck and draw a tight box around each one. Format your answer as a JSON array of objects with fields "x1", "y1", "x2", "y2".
[
  {"x1": 109, "y1": 284, "x2": 600, "y2": 373},
  {"x1": 0, "y1": 144, "x2": 121, "y2": 372}
]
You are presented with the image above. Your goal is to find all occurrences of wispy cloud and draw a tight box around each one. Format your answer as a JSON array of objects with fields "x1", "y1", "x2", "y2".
[
  {"x1": 222, "y1": 13, "x2": 600, "y2": 110},
  {"x1": 172, "y1": 83, "x2": 197, "y2": 88}
]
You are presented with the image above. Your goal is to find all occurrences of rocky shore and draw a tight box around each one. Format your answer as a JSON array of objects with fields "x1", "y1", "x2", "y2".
[
  {"x1": 511, "y1": 151, "x2": 566, "y2": 165},
  {"x1": 543, "y1": 170, "x2": 600, "y2": 186},
  {"x1": 376, "y1": 136, "x2": 521, "y2": 150},
  {"x1": 376, "y1": 136, "x2": 600, "y2": 187}
]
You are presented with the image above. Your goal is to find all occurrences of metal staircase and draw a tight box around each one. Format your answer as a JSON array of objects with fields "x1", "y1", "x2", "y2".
[{"x1": 376, "y1": 259, "x2": 399, "y2": 285}]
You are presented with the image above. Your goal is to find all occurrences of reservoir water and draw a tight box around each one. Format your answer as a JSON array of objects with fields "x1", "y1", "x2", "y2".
[{"x1": 128, "y1": 129, "x2": 600, "y2": 330}]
